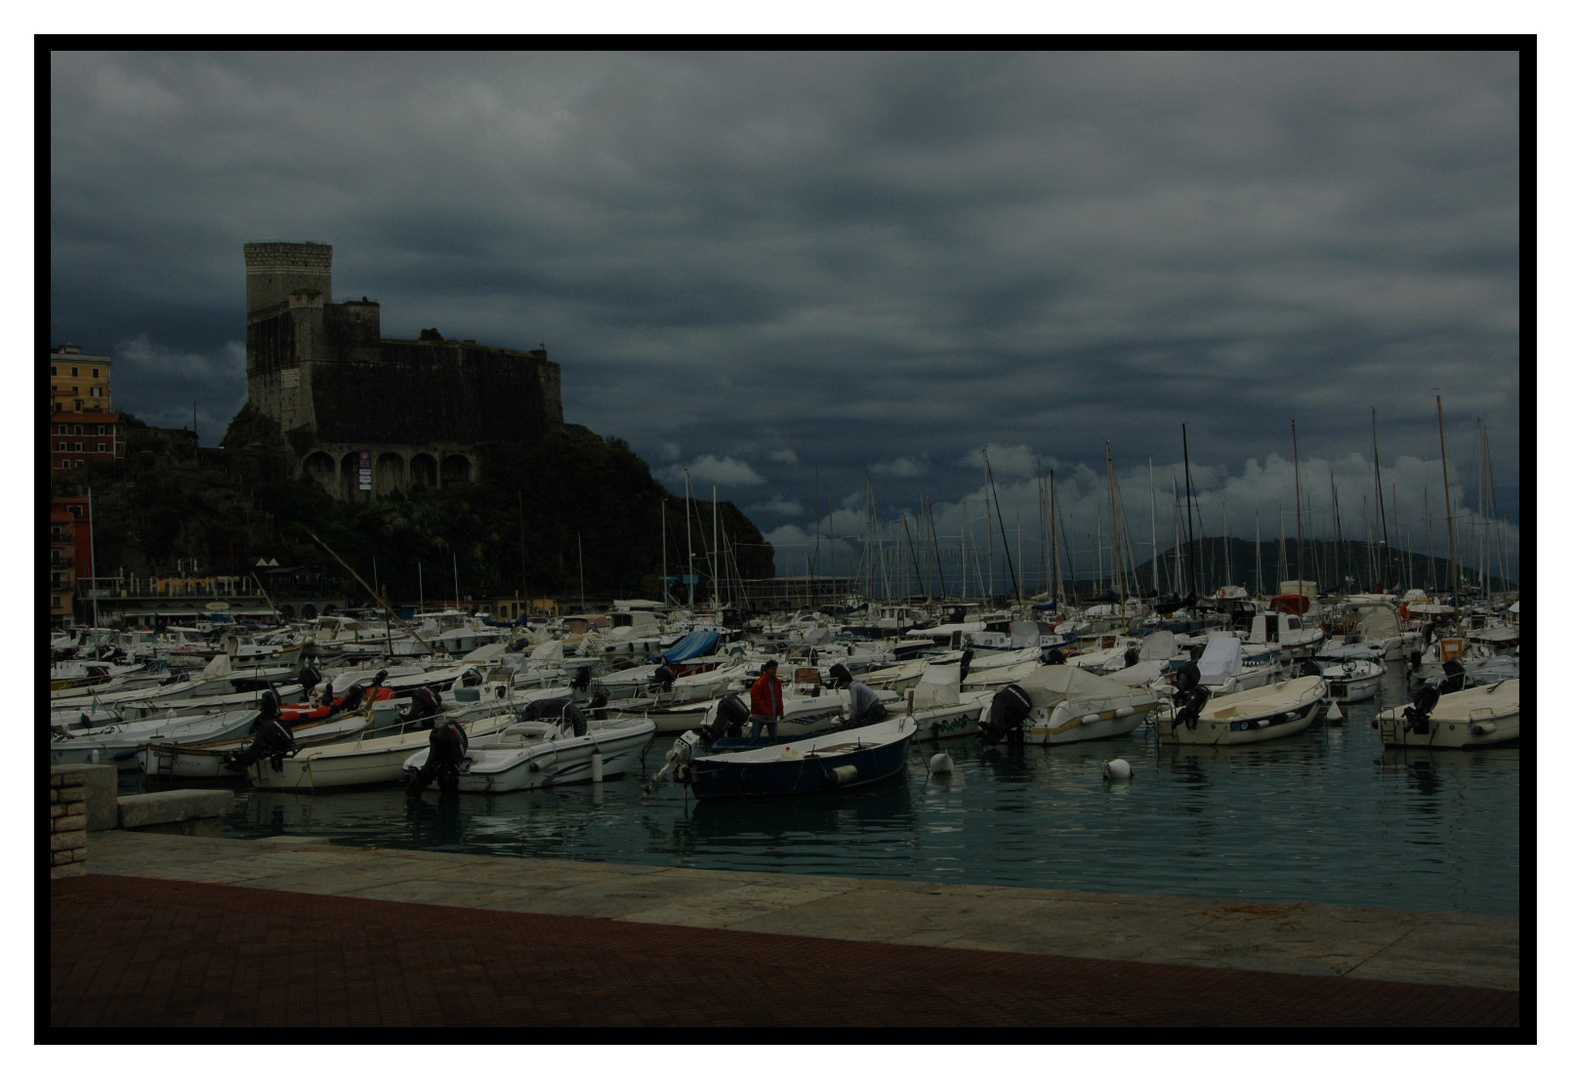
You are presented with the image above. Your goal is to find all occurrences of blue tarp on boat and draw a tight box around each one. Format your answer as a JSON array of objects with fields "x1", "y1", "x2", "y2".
[{"x1": 660, "y1": 631, "x2": 721, "y2": 664}]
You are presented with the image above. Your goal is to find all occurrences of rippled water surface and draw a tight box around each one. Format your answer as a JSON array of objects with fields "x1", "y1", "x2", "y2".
[{"x1": 221, "y1": 667, "x2": 1520, "y2": 915}]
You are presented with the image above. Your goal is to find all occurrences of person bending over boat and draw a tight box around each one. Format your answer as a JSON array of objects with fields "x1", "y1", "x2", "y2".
[
  {"x1": 748, "y1": 659, "x2": 784, "y2": 742},
  {"x1": 829, "y1": 664, "x2": 886, "y2": 730}
]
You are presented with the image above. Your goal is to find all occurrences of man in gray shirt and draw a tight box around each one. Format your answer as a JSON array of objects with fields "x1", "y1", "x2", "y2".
[{"x1": 828, "y1": 663, "x2": 887, "y2": 730}]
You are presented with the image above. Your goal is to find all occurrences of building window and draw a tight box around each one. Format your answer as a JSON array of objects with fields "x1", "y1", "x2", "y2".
[
  {"x1": 67, "y1": 505, "x2": 81, "y2": 518},
  {"x1": 97, "y1": 425, "x2": 105, "y2": 436},
  {"x1": 76, "y1": 460, "x2": 85, "y2": 467},
  {"x1": 74, "y1": 442, "x2": 83, "y2": 451},
  {"x1": 57, "y1": 442, "x2": 66, "y2": 451},
  {"x1": 71, "y1": 367, "x2": 79, "y2": 377},
  {"x1": 91, "y1": 368, "x2": 100, "y2": 377},
  {"x1": 74, "y1": 425, "x2": 83, "y2": 435},
  {"x1": 53, "y1": 596, "x2": 62, "y2": 609},
  {"x1": 50, "y1": 366, "x2": 57, "y2": 376},
  {"x1": 57, "y1": 424, "x2": 66, "y2": 434},
  {"x1": 97, "y1": 442, "x2": 106, "y2": 452}
]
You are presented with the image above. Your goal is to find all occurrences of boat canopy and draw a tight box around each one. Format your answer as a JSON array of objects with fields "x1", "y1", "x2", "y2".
[
  {"x1": 1197, "y1": 635, "x2": 1245, "y2": 685},
  {"x1": 660, "y1": 630, "x2": 721, "y2": 664}
]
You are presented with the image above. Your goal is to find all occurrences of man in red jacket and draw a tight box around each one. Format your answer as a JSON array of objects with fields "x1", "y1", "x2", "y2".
[{"x1": 748, "y1": 659, "x2": 785, "y2": 742}]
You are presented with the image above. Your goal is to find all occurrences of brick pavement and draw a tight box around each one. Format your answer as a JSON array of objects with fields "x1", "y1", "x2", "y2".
[{"x1": 48, "y1": 875, "x2": 1521, "y2": 1031}]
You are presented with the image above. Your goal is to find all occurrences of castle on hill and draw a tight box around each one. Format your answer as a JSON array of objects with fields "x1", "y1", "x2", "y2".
[{"x1": 243, "y1": 241, "x2": 562, "y2": 499}]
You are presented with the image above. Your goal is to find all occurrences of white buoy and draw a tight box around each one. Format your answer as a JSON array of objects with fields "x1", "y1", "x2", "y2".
[
  {"x1": 590, "y1": 750, "x2": 603, "y2": 783},
  {"x1": 1325, "y1": 701, "x2": 1344, "y2": 724},
  {"x1": 1102, "y1": 757, "x2": 1132, "y2": 781},
  {"x1": 929, "y1": 752, "x2": 954, "y2": 775}
]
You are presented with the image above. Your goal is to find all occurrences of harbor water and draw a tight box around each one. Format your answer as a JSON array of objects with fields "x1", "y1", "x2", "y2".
[{"x1": 214, "y1": 665, "x2": 1520, "y2": 917}]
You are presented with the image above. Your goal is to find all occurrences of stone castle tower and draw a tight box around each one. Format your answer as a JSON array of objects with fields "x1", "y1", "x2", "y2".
[{"x1": 243, "y1": 241, "x2": 562, "y2": 500}]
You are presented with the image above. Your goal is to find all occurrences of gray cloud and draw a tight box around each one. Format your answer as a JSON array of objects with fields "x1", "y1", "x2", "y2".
[{"x1": 50, "y1": 50, "x2": 1521, "y2": 583}]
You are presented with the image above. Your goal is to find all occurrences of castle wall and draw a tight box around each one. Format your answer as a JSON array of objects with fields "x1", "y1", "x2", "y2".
[{"x1": 306, "y1": 340, "x2": 560, "y2": 446}]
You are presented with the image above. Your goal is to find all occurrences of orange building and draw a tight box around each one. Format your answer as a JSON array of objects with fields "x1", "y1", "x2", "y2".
[
  {"x1": 48, "y1": 344, "x2": 124, "y2": 473},
  {"x1": 50, "y1": 344, "x2": 113, "y2": 414}
]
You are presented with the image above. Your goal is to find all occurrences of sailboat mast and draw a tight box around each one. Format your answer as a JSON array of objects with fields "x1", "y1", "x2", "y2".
[
  {"x1": 1181, "y1": 424, "x2": 1197, "y2": 596},
  {"x1": 1372, "y1": 409, "x2": 1393, "y2": 590},
  {"x1": 1437, "y1": 395, "x2": 1460, "y2": 605},
  {"x1": 1291, "y1": 420, "x2": 1305, "y2": 589}
]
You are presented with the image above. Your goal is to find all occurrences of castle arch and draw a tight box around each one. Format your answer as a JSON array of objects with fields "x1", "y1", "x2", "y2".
[
  {"x1": 410, "y1": 453, "x2": 438, "y2": 490},
  {"x1": 375, "y1": 452, "x2": 407, "y2": 495},
  {"x1": 441, "y1": 453, "x2": 472, "y2": 486},
  {"x1": 303, "y1": 451, "x2": 336, "y2": 495}
]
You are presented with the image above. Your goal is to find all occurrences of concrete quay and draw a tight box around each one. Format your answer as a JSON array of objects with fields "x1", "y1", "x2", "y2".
[{"x1": 49, "y1": 830, "x2": 1520, "y2": 1029}]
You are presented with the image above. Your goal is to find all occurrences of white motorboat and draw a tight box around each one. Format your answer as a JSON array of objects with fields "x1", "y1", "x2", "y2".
[
  {"x1": 248, "y1": 705, "x2": 522, "y2": 791},
  {"x1": 142, "y1": 711, "x2": 376, "y2": 781},
  {"x1": 1311, "y1": 646, "x2": 1385, "y2": 703},
  {"x1": 1157, "y1": 675, "x2": 1328, "y2": 746},
  {"x1": 900, "y1": 660, "x2": 992, "y2": 741},
  {"x1": 50, "y1": 706, "x2": 265, "y2": 770},
  {"x1": 1375, "y1": 679, "x2": 1520, "y2": 749},
  {"x1": 402, "y1": 713, "x2": 656, "y2": 794},
  {"x1": 978, "y1": 664, "x2": 1163, "y2": 746}
]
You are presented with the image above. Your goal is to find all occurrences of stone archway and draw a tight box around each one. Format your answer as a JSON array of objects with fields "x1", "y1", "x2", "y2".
[
  {"x1": 303, "y1": 451, "x2": 336, "y2": 495},
  {"x1": 410, "y1": 453, "x2": 438, "y2": 491},
  {"x1": 375, "y1": 452, "x2": 407, "y2": 496},
  {"x1": 441, "y1": 453, "x2": 472, "y2": 486}
]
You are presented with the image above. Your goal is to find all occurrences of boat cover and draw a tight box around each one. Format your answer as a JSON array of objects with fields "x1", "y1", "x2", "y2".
[
  {"x1": 1197, "y1": 636, "x2": 1245, "y2": 685},
  {"x1": 1012, "y1": 664, "x2": 1145, "y2": 707},
  {"x1": 660, "y1": 631, "x2": 721, "y2": 664}
]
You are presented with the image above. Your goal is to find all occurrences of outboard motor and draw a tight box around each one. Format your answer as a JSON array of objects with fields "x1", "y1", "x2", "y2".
[
  {"x1": 650, "y1": 664, "x2": 677, "y2": 693},
  {"x1": 460, "y1": 667, "x2": 483, "y2": 688},
  {"x1": 959, "y1": 649, "x2": 975, "y2": 683},
  {"x1": 702, "y1": 693, "x2": 751, "y2": 742},
  {"x1": 222, "y1": 694, "x2": 295, "y2": 773},
  {"x1": 828, "y1": 663, "x2": 853, "y2": 689},
  {"x1": 1124, "y1": 647, "x2": 1141, "y2": 669},
  {"x1": 406, "y1": 720, "x2": 469, "y2": 796},
  {"x1": 406, "y1": 686, "x2": 443, "y2": 728},
  {"x1": 524, "y1": 696, "x2": 574, "y2": 723},
  {"x1": 1172, "y1": 660, "x2": 1202, "y2": 697},
  {"x1": 1403, "y1": 684, "x2": 1442, "y2": 735},
  {"x1": 297, "y1": 665, "x2": 321, "y2": 701},
  {"x1": 979, "y1": 684, "x2": 1032, "y2": 746},
  {"x1": 1439, "y1": 659, "x2": 1467, "y2": 695},
  {"x1": 1172, "y1": 683, "x2": 1211, "y2": 730},
  {"x1": 1296, "y1": 658, "x2": 1323, "y2": 678},
  {"x1": 333, "y1": 680, "x2": 367, "y2": 716},
  {"x1": 572, "y1": 666, "x2": 593, "y2": 694},
  {"x1": 1044, "y1": 648, "x2": 1066, "y2": 666},
  {"x1": 561, "y1": 702, "x2": 588, "y2": 737}
]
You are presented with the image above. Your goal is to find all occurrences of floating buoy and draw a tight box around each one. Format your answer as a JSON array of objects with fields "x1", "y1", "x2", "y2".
[
  {"x1": 1102, "y1": 757, "x2": 1132, "y2": 781},
  {"x1": 1326, "y1": 701, "x2": 1344, "y2": 724},
  {"x1": 929, "y1": 752, "x2": 954, "y2": 775}
]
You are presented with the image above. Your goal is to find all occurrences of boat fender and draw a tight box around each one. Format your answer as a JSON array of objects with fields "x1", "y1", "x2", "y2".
[
  {"x1": 824, "y1": 764, "x2": 859, "y2": 786},
  {"x1": 1102, "y1": 758, "x2": 1132, "y2": 781},
  {"x1": 590, "y1": 750, "x2": 604, "y2": 783},
  {"x1": 1469, "y1": 722, "x2": 1496, "y2": 736}
]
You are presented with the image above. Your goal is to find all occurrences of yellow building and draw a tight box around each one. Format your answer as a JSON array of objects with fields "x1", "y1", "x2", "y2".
[{"x1": 49, "y1": 344, "x2": 113, "y2": 415}]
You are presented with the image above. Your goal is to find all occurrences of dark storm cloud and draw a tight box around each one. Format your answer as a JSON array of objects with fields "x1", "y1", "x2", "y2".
[{"x1": 50, "y1": 50, "x2": 1521, "y2": 582}]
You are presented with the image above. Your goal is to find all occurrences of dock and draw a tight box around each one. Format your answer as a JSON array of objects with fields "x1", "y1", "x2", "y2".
[{"x1": 50, "y1": 828, "x2": 1520, "y2": 1029}]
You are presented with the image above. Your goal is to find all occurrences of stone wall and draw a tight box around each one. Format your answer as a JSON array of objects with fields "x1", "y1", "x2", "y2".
[
  {"x1": 306, "y1": 342, "x2": 561, "y2": 446},
  {"x1": 49, "y1": 766, "x2": 88, "y2": 879}
]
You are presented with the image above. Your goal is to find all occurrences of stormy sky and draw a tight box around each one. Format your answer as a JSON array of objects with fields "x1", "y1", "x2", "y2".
[{"x1": 49, "y1": 50, "x2": 1522, "y2": 588}]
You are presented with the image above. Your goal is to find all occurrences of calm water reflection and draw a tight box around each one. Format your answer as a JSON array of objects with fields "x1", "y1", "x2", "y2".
[{"x1": 223, "y1": 666, "x2": 1519, "y2": 915}]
